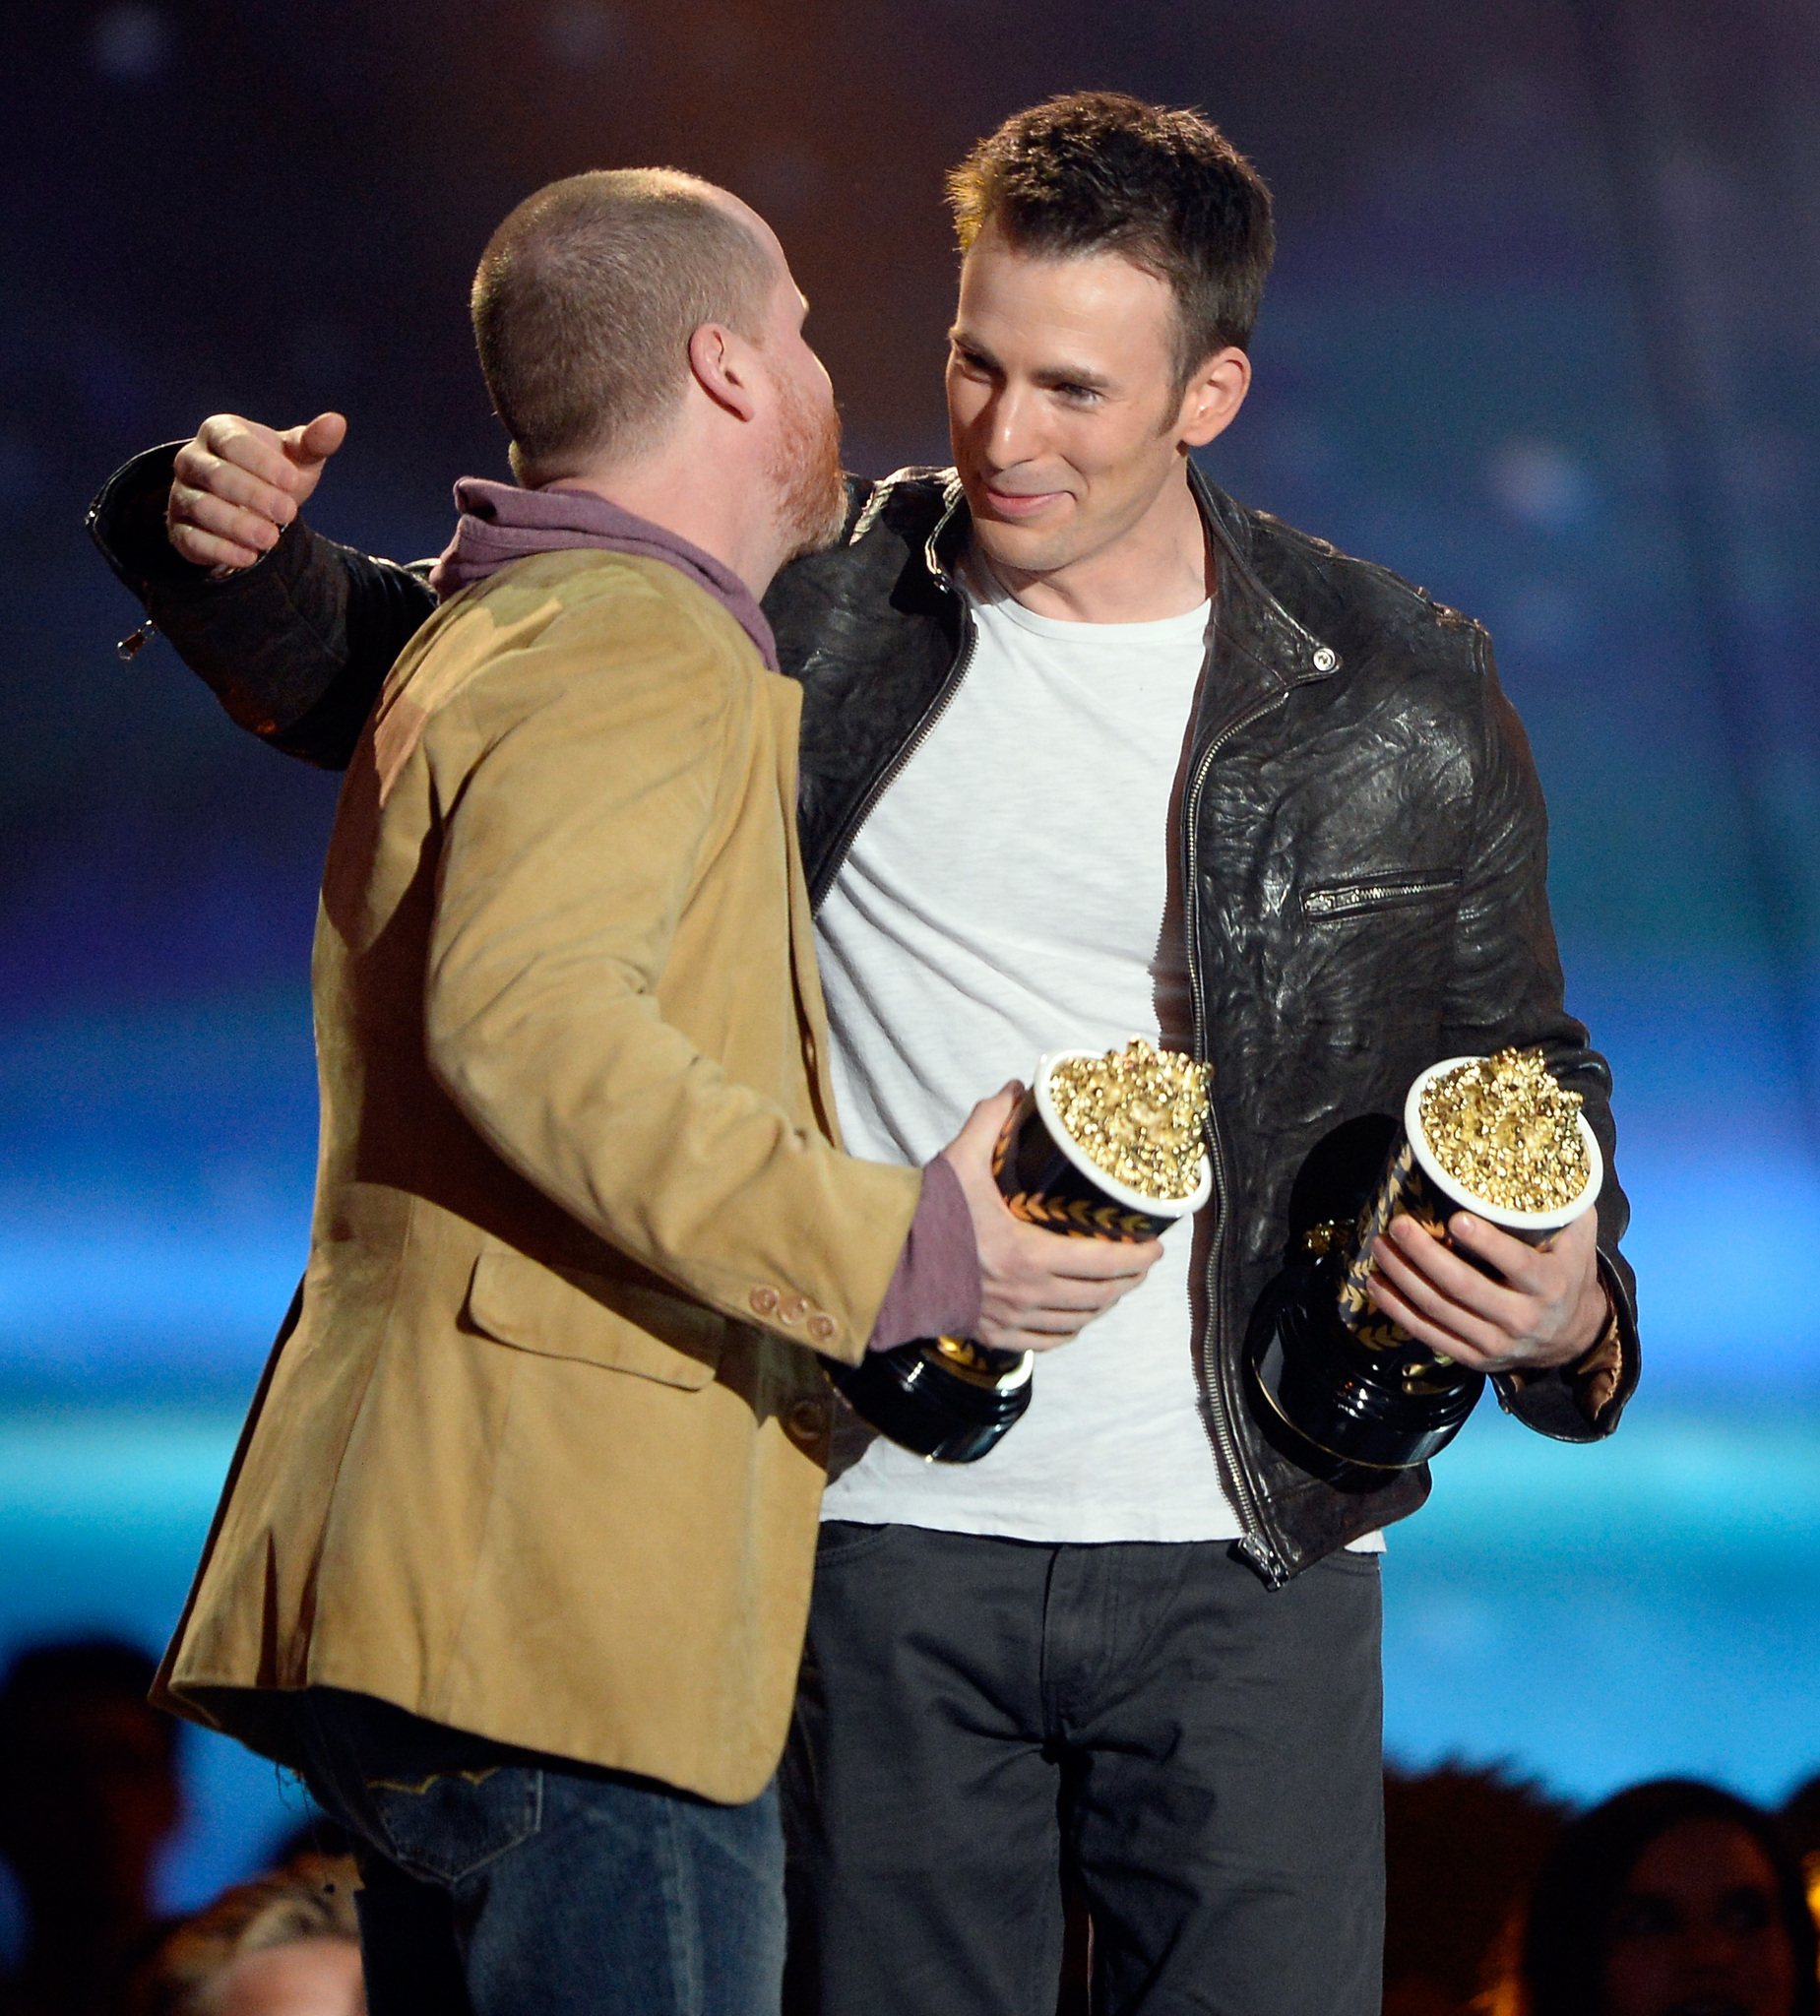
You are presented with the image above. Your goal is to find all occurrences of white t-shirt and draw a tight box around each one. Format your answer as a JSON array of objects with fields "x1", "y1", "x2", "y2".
[{"x1": 815, "y1": 565, "x2": 1243, "y2": 1543}]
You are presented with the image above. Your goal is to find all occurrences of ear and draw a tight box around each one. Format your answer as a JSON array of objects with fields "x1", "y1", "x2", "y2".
[
  {"x1": 688, "y1": 322, "x2": 760, "y2": 423},
  {"x1": 1175, "y1": 346, "x2": 1251, "y2": 450}
]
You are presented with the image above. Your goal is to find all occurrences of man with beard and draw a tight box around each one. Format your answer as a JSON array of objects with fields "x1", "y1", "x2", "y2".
[
  {"x1": 117, "y1": 167, "x2": 1158, "y2": 2016},
  {"x1": 93, "y1": 95, "x2": 1638, "y2": 2016}
]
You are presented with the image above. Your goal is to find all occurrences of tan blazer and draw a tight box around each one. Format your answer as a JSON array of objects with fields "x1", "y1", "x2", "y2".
[{"x1": 156, "y1": 549, "x2": 921, "y2": 1804}]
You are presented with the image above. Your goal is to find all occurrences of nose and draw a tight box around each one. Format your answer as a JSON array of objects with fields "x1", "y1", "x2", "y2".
[{"x1": 979, "y1": 380, "x2": 1046, "y2": 472}]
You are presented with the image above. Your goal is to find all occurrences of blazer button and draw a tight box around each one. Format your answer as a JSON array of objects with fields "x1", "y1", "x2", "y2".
[
  {"x1": 749, "y1": 1286, "x2": 781, "y2": 1317},
  {"x1": 787, "y1": 1398, "x2": 827, "y2": 1442},
  {"x1": 807, "y1": 1313, "x2": 838, "y2": 1345},
  {"x1": 778, "y1": 1295, "x2": 809, "y2": 1325}
]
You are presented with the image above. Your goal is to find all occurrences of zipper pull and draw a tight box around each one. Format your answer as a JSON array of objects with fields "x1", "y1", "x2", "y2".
[
  {"x1": 1233, "y1": 1532, "x2": 1292, "y2": 1589},
  {"x1": 116, "y1": 619, "x2": 158, "y2": 663}
]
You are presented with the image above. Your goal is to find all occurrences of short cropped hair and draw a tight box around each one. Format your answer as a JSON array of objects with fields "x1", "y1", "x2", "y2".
[
  {"x1": 471, "y1": 168, "x2": 775, "y2": 481},
  {"x1": 946, "y1": 93, "x2": 1275, "y2": 395}
]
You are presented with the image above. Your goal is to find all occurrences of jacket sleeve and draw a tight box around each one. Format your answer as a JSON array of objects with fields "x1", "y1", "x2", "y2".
[
  {"x1": 87, "y1": 442, "x2": 434, "y2": 771},
  {"x1": 1437, "y1": 629, "x2": 1640, "y2": 1442},
  {"x1": 413, "y1": 590, "x2": 924, "y2": 1364}
]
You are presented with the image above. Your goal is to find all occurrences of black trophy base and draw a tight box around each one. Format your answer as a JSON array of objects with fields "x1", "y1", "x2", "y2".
[
  {"x1": 1243, "y1": 1265, "x2": 1484, "y2": 1491},
  {"x1": 831, "y1": 1338, "x2": 1033, "y2": 1464}
]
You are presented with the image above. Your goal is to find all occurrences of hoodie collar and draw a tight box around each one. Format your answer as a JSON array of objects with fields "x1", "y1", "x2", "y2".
[{"x1": 428, "y1": 476, "x2": 778, "y2": 670}]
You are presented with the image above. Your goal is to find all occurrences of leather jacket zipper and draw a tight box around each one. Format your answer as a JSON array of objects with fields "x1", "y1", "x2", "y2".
[
  {"x1": 1184, "y1": 686, "x2": 1296, "y2": 1589},
  {"x1": 1301, "y1": 873, "x2": 1460, "y2": 919},
  {"x1": 817, "y1": 490, "x2": 1295, "y2": 1584}
]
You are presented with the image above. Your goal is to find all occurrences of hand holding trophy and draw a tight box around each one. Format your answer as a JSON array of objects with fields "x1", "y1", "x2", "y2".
[
  {"x1": 1245, "y1": 1047, "x2": 1602, "y2": 1486},
  {"x1": 834, "y1": 1040, "x2": 1211, "y2": 1463}
]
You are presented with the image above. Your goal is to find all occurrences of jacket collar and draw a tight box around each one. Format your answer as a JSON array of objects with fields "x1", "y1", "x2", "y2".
[
  {"x1": 916, "y1": 461, "x2": 1342, "y2": 690},
  {"x1": 1187, "y1": 461, "x2": 1341, "y2": 686}
]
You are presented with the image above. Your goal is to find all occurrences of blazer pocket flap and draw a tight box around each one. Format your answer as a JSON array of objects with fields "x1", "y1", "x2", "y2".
[{"x1": 465, "y1": 1247, "x2": 724, "y2": 1390}]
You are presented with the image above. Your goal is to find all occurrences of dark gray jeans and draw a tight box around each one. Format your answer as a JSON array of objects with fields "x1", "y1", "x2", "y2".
[{"x1": 782, "y1": 1524, "x2": 1384, "y2": 2016}]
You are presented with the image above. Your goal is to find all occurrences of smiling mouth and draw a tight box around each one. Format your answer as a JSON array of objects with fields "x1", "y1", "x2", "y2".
[{"x1": 981, "y1": 485, "x2": 1069, "y2": 519}]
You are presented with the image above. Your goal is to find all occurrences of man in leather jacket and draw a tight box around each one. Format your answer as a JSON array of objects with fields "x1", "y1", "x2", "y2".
[{"x1": 92, "y1": 91, "x2": 1637, "y2": 2016}]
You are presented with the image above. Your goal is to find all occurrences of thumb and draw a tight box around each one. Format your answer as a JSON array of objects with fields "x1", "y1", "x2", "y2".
[
  {"x1": 965, "y1": 1082, "x2": 1022, "y2": 1139},
  {"x1": 947, "y1": 1083, "x2": 1023, "y2": 1167},
  {"x1": 282, "y1": 410, "x2": 347, "y2": 472}
]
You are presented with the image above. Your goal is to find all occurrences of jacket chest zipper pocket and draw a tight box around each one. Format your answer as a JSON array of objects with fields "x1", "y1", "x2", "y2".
[{"x1": 1300, "y1": 872, "x2": 1462, "y2": 920}]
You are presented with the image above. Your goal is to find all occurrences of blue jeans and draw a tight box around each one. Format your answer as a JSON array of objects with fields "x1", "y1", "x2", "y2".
[{"x1": 294, "y1": 1688, "x2": 784, "y2": 2016}]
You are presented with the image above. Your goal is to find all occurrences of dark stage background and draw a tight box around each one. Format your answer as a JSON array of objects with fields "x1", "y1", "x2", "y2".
[{"x1": 4, "y1": 0, "x2": 1819, "y2": 1919}]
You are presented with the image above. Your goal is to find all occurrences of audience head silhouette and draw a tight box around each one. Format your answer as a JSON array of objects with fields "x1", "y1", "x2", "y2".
[
  {"x1": 0, "y1": 1638, "x2": 181, "y2": 2016},
  {"x1": 1521, "y1": 1779, "x2": 1817, "y2": 2016},
  {"x1": 131, "y1": 1855, "x2": 363, "y2": 2016}
]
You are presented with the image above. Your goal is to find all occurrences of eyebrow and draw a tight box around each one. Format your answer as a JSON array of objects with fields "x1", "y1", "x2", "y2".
[{"x1": 947, "y1": 327, "x2": 1117, "y2": 393}]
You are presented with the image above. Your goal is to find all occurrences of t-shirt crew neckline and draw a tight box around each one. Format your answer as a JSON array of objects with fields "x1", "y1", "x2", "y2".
[{"x1": 963, "y1": 550, "x2": 1213, "y2": 646}]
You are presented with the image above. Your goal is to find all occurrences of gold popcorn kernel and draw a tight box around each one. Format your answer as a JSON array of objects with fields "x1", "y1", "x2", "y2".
[
  {"x1": 1416, "y1": 1047, "x2": 1590, "y2": 1214},
  {"x1": 1045, "y1": 1040, "x2": 1211, "y2": 1203}
]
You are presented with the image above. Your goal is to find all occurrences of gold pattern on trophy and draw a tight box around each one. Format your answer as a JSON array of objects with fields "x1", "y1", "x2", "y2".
[
  {"x1": 1336, "y1": 1141, "x2": 1445, "y2": 1349},
  {"x1": 930, "y1": 1336, "x2": 1019, "y2": 1387},
  {"x1": 999, "y1": 1191, "x2": 1160, "y2": 1240}
]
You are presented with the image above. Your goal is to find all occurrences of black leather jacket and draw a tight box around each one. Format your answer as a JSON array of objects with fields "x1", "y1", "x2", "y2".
[{"x1": 90, "y1": 445, "x2": 1640, "y2": 1586}]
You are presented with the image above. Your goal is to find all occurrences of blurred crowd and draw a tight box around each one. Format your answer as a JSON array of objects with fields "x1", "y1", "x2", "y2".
[
  {"x1": 0, "y1": 1635, "x2": 1814, "y2": 2016},
  {"x1": 1381, "y1": 1761, "x2": 1820, "y2": 2016},
  {"x1": 0, "y1": 1642, "x2": 359, "y2": 2016}
]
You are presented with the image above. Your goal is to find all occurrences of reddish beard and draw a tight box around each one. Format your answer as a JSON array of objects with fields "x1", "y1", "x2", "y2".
[{"x1": 769, "y1": 368, "x2": 848, "y2": 562}]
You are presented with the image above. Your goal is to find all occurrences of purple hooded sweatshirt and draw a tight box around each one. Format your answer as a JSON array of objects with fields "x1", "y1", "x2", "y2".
[
  {"x1": 426, "y1": 475, "x2": 978, "y2": 1354},
  {"x1": 429, "y1": 476, "x2": 780, "y2": 668}
]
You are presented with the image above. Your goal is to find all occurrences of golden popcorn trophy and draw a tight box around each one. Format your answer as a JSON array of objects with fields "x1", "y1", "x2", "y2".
[
  {"x1": 833, "y1": 1040, "x2": 1212, "y2": 1464},
  {"x1": 1245, "y1": 1048, "x2": 1603, "y2": 1485}
]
